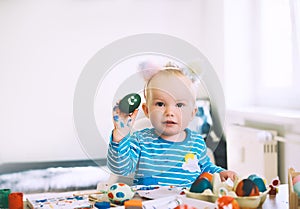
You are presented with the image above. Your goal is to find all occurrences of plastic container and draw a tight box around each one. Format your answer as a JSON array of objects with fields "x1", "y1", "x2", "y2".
[
  {"x1": 0, "y1": 188, "x2": 11, "y2": 208},
  {"x1": 185, "y1": 188, "x2": 269, "y2": 208}
]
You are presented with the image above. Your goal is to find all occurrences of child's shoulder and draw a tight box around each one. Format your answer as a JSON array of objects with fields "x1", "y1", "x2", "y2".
[{"x1": 186, "y1": 128, "x2": 205, "y2": 141}]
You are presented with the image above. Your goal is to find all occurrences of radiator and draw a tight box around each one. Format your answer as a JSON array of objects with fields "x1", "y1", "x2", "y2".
[{"x1": 226, "y1": 124, "x2": 278, "y2": 183}]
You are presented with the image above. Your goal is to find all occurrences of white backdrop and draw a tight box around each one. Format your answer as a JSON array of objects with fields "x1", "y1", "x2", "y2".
[{"x1": 0, "y1": 0, "x2": 226, "y2": 163}]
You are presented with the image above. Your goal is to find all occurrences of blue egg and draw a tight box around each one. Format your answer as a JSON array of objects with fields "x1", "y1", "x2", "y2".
[
  {"x1": 252, "y1": 177, "x2": 267, "y2": 192},
  {"x1": 294, "y1": 181, "x2": 300, "y2": 196},
  {"x1": 190, "y1": 178, "x2": 213, "y2": 193},
  {"x1": 248, "y1": 174, "x2": 259, "y2": 181}
]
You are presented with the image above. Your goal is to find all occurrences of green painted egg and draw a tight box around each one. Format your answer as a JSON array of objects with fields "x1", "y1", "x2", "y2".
[{"x1": 119, "y1": 93, "x2": 141, "y2": 114}]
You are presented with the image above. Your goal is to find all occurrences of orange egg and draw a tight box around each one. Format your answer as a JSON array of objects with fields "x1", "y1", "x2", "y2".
[
  {"x1": 235, "y1": 179, "x2": 259, "y2": 197},
  {"x1": 198, "y1": 172, "x2": 213, "y2": 182},
  {"x1": 216, "y1": 196, "x2": 240, "y2": 209}
]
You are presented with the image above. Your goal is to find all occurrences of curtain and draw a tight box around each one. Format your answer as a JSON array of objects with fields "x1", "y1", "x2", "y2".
[{"x1": 290, "y1": 0, "x2": 300, "y2": 75}]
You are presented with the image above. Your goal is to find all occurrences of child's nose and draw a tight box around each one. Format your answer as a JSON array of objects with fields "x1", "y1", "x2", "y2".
[{"x1": 165, "y1": 105, "x2": 175, "y2": 116}]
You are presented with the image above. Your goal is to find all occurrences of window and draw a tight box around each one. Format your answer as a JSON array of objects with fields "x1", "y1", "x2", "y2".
[{"x1": 257, "y1": 0, "x2": 300, "y2": 109}]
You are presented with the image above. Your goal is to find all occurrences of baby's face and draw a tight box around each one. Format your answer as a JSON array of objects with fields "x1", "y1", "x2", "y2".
[{"x1": 143, "y1": 73, "x2": 197, "y2": 139}]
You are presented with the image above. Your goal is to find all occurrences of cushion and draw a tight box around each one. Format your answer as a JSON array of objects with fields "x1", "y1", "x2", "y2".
[
  {"x1": 188, "y1": 99, "x2": 213, "y2": 139},
  {"x1": 0, "y1": 166, "x2": 110, "y2": 193}
]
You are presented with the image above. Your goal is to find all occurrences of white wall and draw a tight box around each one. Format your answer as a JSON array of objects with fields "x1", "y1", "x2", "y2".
[
  {"x1": 224, "y1": 0, "x2": 259, "y2": 109},
  {"x1": 0, "y1": 0, "x2": 225, "y2": 164},
  {"x1": 224, "y1": 0, "x2": 300, "y2": 183}
]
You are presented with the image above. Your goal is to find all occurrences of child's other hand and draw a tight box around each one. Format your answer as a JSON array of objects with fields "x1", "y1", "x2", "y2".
[
  {"x1": 219, "y1": 170, "x2": 237, "y2": 182},
  {"x1": 112, "y1": 102, "x2": 138, "y2": 142}
]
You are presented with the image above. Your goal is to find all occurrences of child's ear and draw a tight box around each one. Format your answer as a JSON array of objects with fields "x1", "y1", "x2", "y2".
[
  {"x1": 192, "y1": 106, "x2": 198, "y2": 118},
  {"x1": 142, "y1": 103, "x2": 149, "y2": 118}
]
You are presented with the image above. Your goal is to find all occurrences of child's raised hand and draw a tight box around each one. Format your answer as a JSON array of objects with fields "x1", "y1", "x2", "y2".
[{"x1": 112, "y1": 102, "x2": 138, "y2": 142}]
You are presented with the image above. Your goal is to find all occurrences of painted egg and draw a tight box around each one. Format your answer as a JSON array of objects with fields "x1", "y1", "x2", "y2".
[
  {"x1": 248, "y1": 174, "x2": 258, "y2": 181},
  {"x1": 252, "y1": 177, "x2": 267, "y2": 192},
  {"x1": 235, "y1": 179, "x2": 259, "y2": 197},
  {"x1": 198, "y1": 172, "x2": 213, "y2": 182},
  {"x1": 107, "y1": 183, "x2": 135, "y2": 205},
  {"x1": 293, "y1": 175, "x2": 300, "y2": 185},
  {"x1": 293, "y1": 181, "x2": 300, "y2": 196},
  {"x1": 216, "y1": 196, "x2": 240, "y2": 209},
  {"x1": 119, "y1": 93, "x2": 141, "y2": 114},
  {"x1": 190, "y1": 178, "x2": 213, "y2": 193}
]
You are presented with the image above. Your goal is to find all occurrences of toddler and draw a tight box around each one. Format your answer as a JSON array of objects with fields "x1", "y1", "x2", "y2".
[{"x1": 107, "y1": 62, "x2": 236, "y2": 187}]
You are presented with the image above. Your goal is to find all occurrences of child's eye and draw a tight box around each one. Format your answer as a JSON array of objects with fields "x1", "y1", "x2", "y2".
[
  {"x1": 155, "y1": 102, "x2": 165, "y2": 107},
  {"x1": 176, "y1": 103, "x2": 185, "y2": 108}
]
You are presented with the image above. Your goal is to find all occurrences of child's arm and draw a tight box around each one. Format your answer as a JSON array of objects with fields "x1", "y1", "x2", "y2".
[
  {"x1": 107, "y1": 131, "x2": 141, "y2": 176},
  {"x1": 200, "y1": 154, "x2": 225, "y2": 174},
  {"x1": 199, "y1": 146, "x2": 237, "y2": 181},
  {"x1": 199, "y1": 144, "x2": 225, "y2": 174}
]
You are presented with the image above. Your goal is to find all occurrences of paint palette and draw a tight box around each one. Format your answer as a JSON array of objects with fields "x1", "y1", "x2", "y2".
[{"x1": 135, "y1": 186, "x2": 184, "y2": 199}]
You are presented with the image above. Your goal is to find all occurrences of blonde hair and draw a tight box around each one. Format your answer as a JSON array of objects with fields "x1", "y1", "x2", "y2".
[{"x1": 143, "y1": 63, "x2": 198, "y2": 102}]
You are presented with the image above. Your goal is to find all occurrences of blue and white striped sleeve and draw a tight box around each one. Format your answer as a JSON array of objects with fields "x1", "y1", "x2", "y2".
[
  {"x1": 107, "y1": 132, "x2": 141, "y2": 176},
  {"x1": 199, "y1": 143, "x2": 224, "y2": 173}
]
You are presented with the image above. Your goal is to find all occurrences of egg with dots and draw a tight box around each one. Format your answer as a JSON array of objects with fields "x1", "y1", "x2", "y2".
[
  {"x1": 216, "y1": 196, "x2": 240, "y2": 209},
  {"x1": 235, "y1": 179, "x2": 259, "y2": 197},
  {"x1": 107, "y1": 183, "x2": 135, "y2": 205}
]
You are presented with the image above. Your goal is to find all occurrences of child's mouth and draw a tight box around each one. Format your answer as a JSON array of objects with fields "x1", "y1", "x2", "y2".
[{"x1": 163, "y1": 120, "x2": 177, "y2": 124}]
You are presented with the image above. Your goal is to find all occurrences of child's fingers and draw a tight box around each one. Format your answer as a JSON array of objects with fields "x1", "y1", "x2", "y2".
[
  {"x1": 126, "y1": 109, "x2": 139, "y2": 126},
  {"x1": 112, "y1": 102, "x2": 128, "y2": 121},
  {"x1": 112, "y1": 100, "x2": 140, "y2": 135},
  {"x1": 112, "y1": 104, "x2": 120, "y2": 122},
  {"x1": 130, "y1": 109, "x2": 139, "y2": 120}
]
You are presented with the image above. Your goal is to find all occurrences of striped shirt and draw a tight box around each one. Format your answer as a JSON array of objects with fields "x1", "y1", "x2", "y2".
[{"x1": 107, "y1": 128, "x2": 224, "y2": 187}]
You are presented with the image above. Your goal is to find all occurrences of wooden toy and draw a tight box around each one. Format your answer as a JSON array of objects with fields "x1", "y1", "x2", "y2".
[{"x1": 288, "y1": 167, "x2": 300, "y2": 209}]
